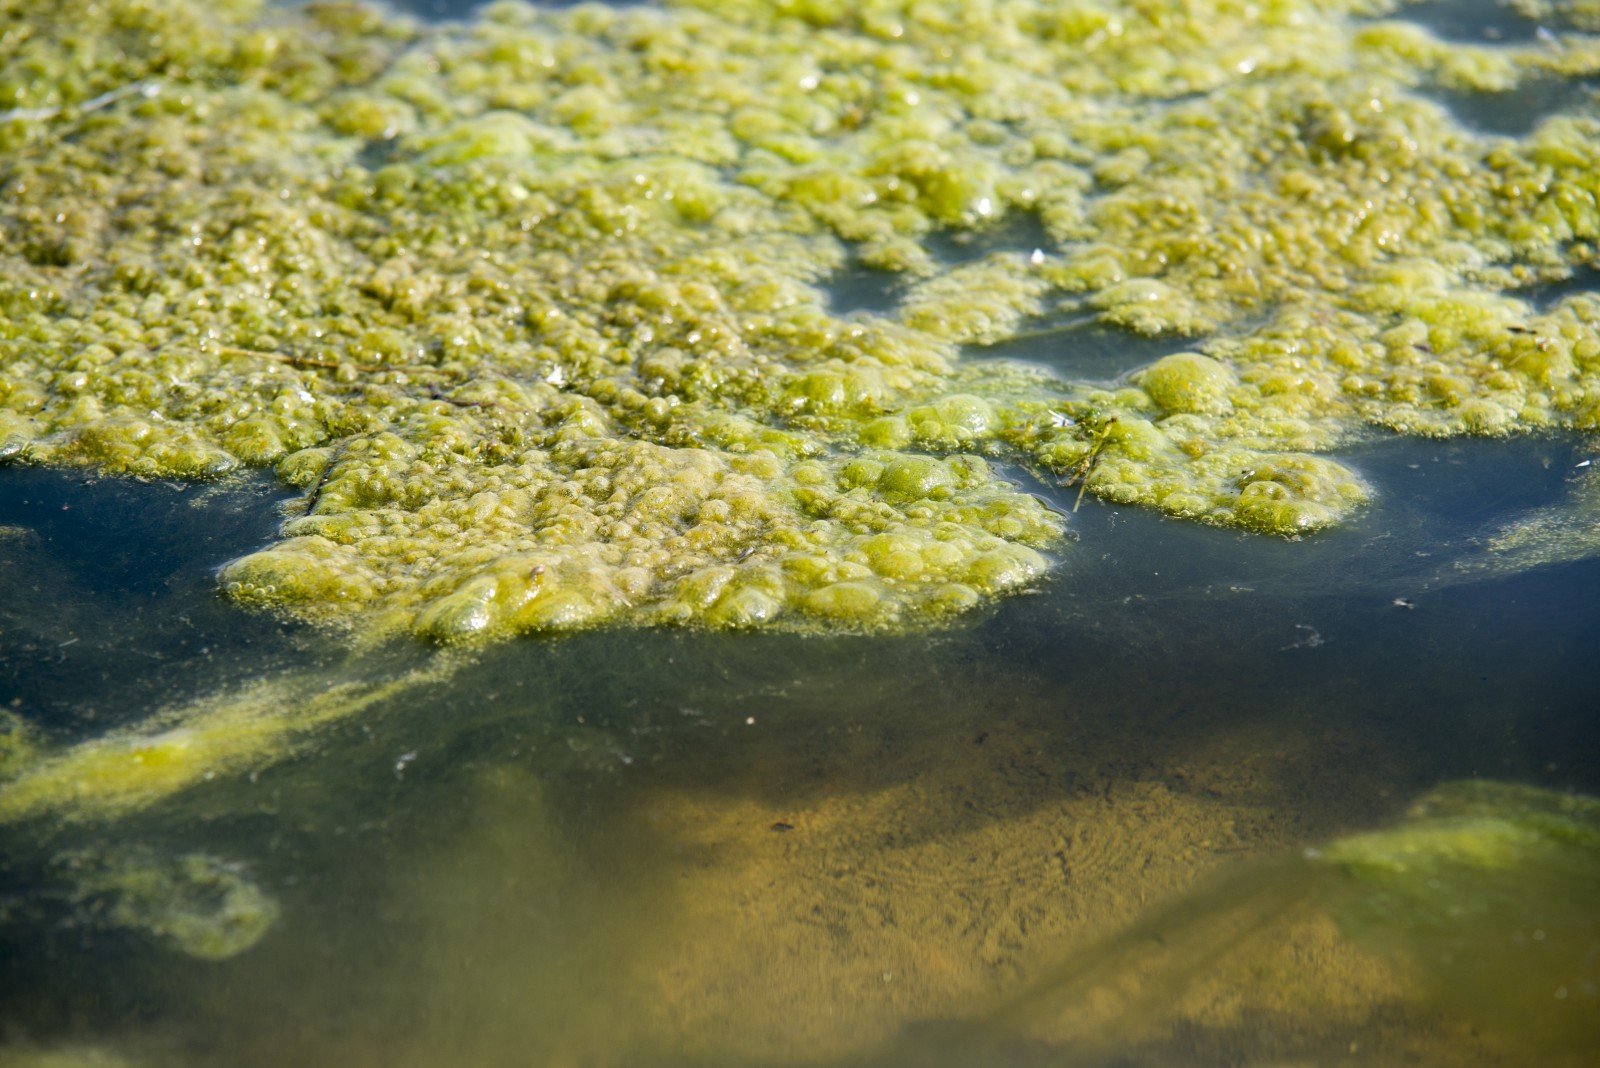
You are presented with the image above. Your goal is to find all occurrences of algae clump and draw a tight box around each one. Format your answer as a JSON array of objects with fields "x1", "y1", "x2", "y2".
[
  {"x1": 0, "y1": 0, "x2": 1598, "y2": 638},
  {"x1": 59, "y1": 846, "x2": 279, "y2": 961},
  {"x1": 0, "y1": 654, "x2": 456, "y2": 825}
]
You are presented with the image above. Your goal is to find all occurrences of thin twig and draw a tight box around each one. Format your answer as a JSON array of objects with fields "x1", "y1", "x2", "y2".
[
  {"x1": 1001, "y1": 315, "x2": 1099, "y2": 345},
  {"x1": 0, "y1": 81, "x2": 160, "y2": 125},
  {"x1": 302, "y1": 442, "x2": 348, "y2": 516},
  {"x1": 1071, "y1": 417, "x2": 1117, "y2": 512},
  {"x1": 218, "y1": 346, "x2": 350, "y2": 373}
]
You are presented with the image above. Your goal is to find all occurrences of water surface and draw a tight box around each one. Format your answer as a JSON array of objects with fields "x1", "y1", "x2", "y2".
[{"x1": 2, "y1": 422, "x2": 1597, "y2": 1065}]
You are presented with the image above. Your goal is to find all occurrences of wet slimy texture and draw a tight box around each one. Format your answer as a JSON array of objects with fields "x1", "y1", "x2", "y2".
[{"x1": 2, "y1": 0, "x2": 1599, "y2": 639}]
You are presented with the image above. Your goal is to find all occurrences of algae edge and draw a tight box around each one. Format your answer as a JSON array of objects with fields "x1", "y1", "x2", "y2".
[{"x1": 0, "y1": 0, "x2": 1598, "y2": 643}]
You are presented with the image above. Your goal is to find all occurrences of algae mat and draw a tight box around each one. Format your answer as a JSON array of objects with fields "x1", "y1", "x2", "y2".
[
  {"x1": 3, "y1": 0, "x2": 1600, "y2": 643},
  {"x1": 4, "y1": 0, "x2": 1600, "y2": 822}
]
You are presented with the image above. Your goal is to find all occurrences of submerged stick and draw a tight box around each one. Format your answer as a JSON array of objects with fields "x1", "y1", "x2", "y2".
[{"x1": 1071, "y1": 417, "x2": 1117, "y2": 512}]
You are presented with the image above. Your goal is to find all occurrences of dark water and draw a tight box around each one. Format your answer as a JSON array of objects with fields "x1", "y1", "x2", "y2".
[
  {"x1": 1397, "y1": 0, "x2": 1547, "y2": 41},
  {"x1": 1, "y1": 424, "x2": 1597, "y2": 1066}
]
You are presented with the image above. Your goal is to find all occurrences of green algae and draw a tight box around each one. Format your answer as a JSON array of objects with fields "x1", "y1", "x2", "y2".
[
  {"x1": 0, "y1": 711, "x2": 38, "y2": 779},
  {"x1": 0, "y1": 653, "x2": 458, "y2": 825},
  {"x1": 1319, "y1": 780, "x2": 1600, "y2": 923},
  {"x1": 0, "y1": 1049, "x2": 140, "y2": 1068},
  {"x1": 0, "y1": 0, "x2": 1598, "y2": 640},
  {"x1": 1470, "y1": 456, "x2": 1600, "y2": 572},
  {"x1": 1316, "y1": 780, "x2": 1600, "y2": 1051},
  {"x1": 59, "y1": 845, "x2": 279, "y2": 960}
]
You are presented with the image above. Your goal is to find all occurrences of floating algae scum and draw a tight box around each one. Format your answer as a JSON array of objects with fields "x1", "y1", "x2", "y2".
[{"x1": 0, "y1": 0, "x2": 1599, "y2": 1063}]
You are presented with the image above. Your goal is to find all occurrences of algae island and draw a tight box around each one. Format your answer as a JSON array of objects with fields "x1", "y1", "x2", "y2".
[{"x1": 0, "y1": 0, "x2": 1598, "y2": 643}]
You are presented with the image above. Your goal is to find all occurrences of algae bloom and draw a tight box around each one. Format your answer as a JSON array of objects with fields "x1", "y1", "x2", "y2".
[{"x1": 1, "y1": 0, "x2": 1599, "y2": 641}]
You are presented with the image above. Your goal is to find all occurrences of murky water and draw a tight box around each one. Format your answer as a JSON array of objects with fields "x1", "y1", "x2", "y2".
[
  {"x1": 4, "y1": 0, "x2": 1600, "y2": 1065},
  {"x1": 3, "y1": 422, "x2": 1597, "y2": 1066}
]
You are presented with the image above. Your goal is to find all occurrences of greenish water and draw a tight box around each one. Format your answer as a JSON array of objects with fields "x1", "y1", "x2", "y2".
[{"x1": 1, "y1": 425, "x2": 1597, "y2": 1066}]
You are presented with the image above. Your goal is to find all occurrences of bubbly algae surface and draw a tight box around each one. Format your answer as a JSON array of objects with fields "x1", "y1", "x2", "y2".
[{"x1": 3, "y1": 0, "x2": 1600, "y2": 639}]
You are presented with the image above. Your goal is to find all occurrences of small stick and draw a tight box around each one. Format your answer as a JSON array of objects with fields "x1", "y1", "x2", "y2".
[
  {"x1": 1000, "y1": 316, "x2": 1099, "y2": 345},
  {"x1": 302, "y1": 442, "x2": 349, "y2": 516},
  {"x1": 219, "y1": 346, "x2": 350, "y2": 373},
  {"x1": 0, "y1": 81, "x2": 160, "y2": 124},
  {"x1": 1071, "y1": 417, "x2": 1116, "y2": 512}
]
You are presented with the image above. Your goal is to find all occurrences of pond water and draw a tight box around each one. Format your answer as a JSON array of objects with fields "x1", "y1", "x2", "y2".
[
  {"x1": 3, "y1": 0, "x2": 1600, "y2": 1065},
  {"x1": 2, "y1": 429, "x2": 1598, "y2": 1067}
]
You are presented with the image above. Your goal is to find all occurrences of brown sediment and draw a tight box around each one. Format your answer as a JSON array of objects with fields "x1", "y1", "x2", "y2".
[{"x1": 334, "y1": 684, "x2": 1545, "y2": 1067}]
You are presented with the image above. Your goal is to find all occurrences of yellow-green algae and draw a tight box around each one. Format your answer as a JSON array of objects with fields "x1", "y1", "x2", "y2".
[
  {"x1": 1468, "y1": 457, "x2": 1600, "y2": 573},
  {"x1": 59, "y1": 845, "x2": 279, "y2": 960},
  {"x1": 0, "y1": 654, "x2": 457, "y2": 825},
  {"x1": 0, "y1": 1050, "x2": 140, "y2": 1068},
  {"x1": 1316, "y1": 780, "x2": 1600, "y2": 1050},
  {"x1": 1, "y1": 0, "x2": 1600, "y2": 641},
  {"x1": 0, "y1": 710, "x2": 38, "y2": 779}
]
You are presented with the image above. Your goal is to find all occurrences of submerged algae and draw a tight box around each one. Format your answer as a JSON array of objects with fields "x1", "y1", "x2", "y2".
[
  {"x1": 0, "y1": 1051, "x2": 140, "y2": 1068},
  {"x1": 0, "y1": 654, "x2": 457, "y2": 825},
  {"x1": 1, "y1": 0, "x2": 1599, "y2": 640},
  {"x1": 1469, "y1": 455, "x2": 1600, "y2": 572},
  {"x1": 928, "y1": 779, "x2": 1600, "y2": 1063},
  {"x1": 1316, "y1": 780, "x2": 1600, "y2": 1050},
  {"x1": 59, "y1": 846, "x2": 279, "y2": 960}
]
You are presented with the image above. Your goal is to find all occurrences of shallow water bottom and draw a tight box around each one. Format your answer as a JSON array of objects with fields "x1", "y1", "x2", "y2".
[{"x1": 0, "y1": 432, "x2": 1598, "y2": 1067}]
